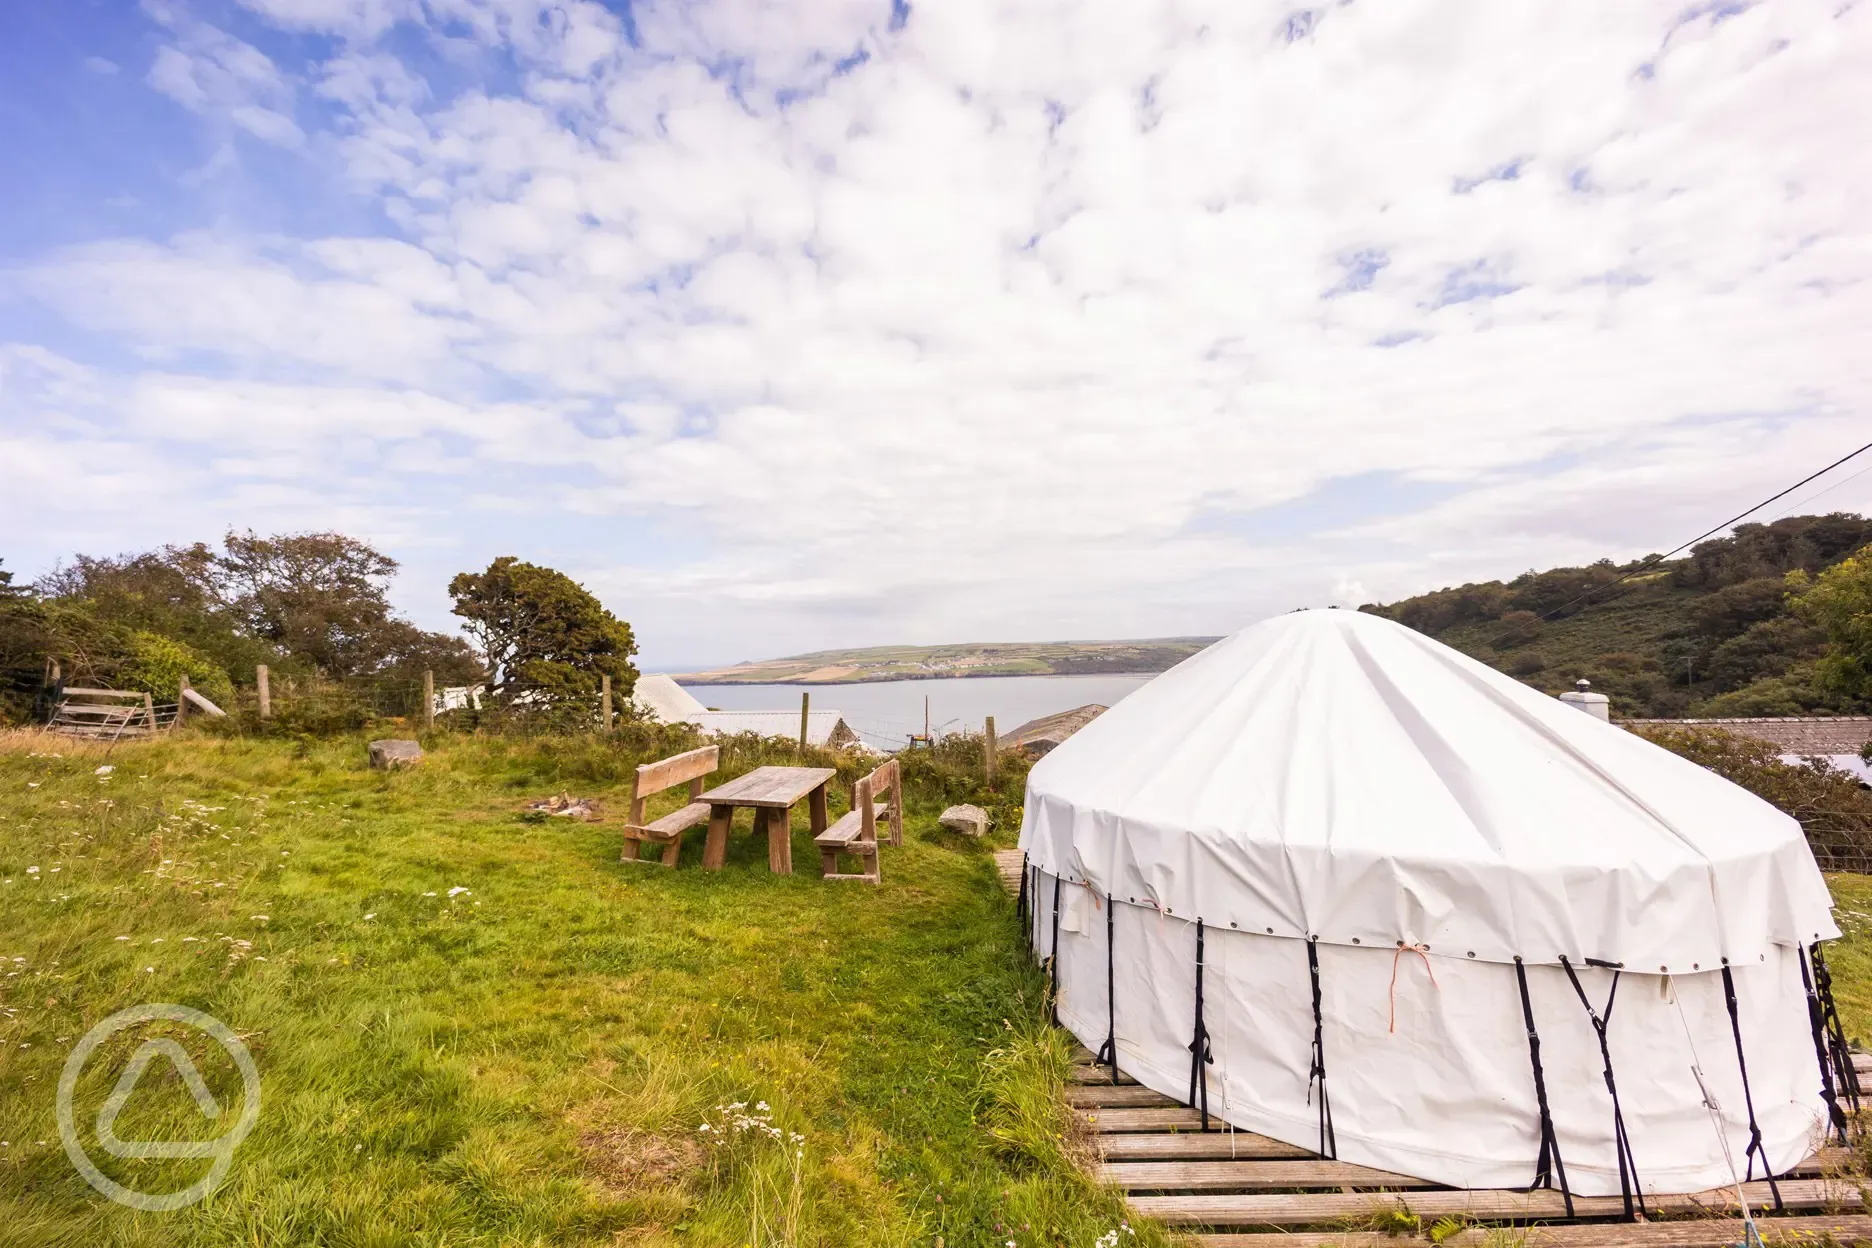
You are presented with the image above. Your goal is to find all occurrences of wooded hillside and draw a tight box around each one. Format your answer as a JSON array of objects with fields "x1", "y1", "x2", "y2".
[{"x1": 1360, "y1": 513, "x2": 1872, "y2": 719}]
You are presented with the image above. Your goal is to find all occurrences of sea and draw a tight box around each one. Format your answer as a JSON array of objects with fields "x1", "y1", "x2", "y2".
[{"x1": 677, "y1": 674, "x2": 1157, "y2": 752}]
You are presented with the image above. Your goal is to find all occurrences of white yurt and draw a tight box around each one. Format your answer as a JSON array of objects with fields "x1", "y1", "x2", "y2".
[{"x1": 1018, "y1": 608, "x2": 1856, "y2": 1211}]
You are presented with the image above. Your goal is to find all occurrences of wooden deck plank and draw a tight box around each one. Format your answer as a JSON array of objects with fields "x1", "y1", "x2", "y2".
[
  {"x1": 1098, "y1": 1133, "x2": 1316, "y2": 1162},
  {"x1": 1069, "y1": 1064, "x2": 1139, "y2": 1085},
  {"x1": 1066, "y1": 1083, "x2": 1179, "y2": 1108},
  {"x1": 1131, "y1": 1179, "x2": 1856, "y2": 1228},
  {"x1": 1079, "y1": 1106, "x2": 1217, "y2": 1132},
  {"x1": 1102, "y1": 1158, "x2": 1437, "y2": 1192},
  {"x1": 1196, "y1": 1217, "x2": 1872, "y2": 1248}
]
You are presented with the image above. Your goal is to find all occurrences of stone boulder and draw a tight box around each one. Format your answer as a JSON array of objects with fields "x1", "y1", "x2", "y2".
[
  {"x1": 938, "y1": 803, "x2": 989, "y2": 837},
  {"x1": 368, "y1": 739, "x2": 424, "y2": 770}
]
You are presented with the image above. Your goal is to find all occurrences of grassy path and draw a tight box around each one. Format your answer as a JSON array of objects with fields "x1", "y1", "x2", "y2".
[{"x1": 0, "y1": 731, "x2": 1158, "y2": 1248}]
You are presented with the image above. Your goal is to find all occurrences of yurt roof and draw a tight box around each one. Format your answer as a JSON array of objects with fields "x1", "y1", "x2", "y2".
[{"x1": 1019, "y1": 608, "x2": 1837, "y2": 970}]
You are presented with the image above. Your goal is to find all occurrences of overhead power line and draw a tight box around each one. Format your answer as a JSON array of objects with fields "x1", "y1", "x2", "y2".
[{"x1": 1484, "y1": 438, "x2": 1872, "y2": 649}]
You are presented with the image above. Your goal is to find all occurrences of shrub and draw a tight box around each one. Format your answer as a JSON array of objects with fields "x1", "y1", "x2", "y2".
[{"x1": 120, "y1": 630, "x2": 235, "y2": 706}]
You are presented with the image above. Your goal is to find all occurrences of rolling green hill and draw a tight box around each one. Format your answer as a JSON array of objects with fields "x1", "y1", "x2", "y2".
[{"x1": 1360, "y1": 513, "x2": 1872, "y2": 719}]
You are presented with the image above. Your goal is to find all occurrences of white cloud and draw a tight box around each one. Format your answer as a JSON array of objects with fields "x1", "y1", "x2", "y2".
[
  {"x1": 145, "y1": 10, "x2": 304, "y2": 145},
  {"x1": 9, "y1": 0, "x2": 1872, "y2": 661}
]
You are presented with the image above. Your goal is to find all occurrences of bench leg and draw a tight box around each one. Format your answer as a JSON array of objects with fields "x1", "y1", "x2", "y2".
[
  {"x1": 820, "y1": 848, "x2": 839, "y2": 877},
  {"x1": 661, "y1": 831, "x2": 683, "y2": 867},
  {"x1": 703, "y1": 806, "x2": 731, "y2": 870},
  {"x1": 621, "y1": 836, "x2": 641, "y2": 862}
]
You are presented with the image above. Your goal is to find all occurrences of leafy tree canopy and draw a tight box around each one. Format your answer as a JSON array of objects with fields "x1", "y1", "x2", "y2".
[
  {"x1": 1, "y1": 533, "x2": 482, "y2": 722},
  {"x1": 449, "y1": 557, "x2": 637, "y2": 700},
  {"x1": 1789, "y1": 545, "x2": 1872, "y2": 700},
  {"x1": 216, "y1": 531, "x2": 478, "y2": 682}
]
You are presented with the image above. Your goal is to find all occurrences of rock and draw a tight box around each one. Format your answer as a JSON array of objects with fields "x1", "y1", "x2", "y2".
[
  {"x1": 938, "y1": 803, "x2": 989, "y2": 837},
  {"x1": 368, "y1": 739, "x2": 424, "y2": 769}
]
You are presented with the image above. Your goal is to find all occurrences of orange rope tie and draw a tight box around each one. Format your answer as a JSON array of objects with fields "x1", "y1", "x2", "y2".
[{"x1": 1389, "y1": 941, "x2": 1438, "y2": 1034}]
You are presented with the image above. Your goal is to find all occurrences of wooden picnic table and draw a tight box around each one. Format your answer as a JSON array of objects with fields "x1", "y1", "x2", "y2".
[{"x1": 696, "y1": 765, "x2": 838, "y2": 874}]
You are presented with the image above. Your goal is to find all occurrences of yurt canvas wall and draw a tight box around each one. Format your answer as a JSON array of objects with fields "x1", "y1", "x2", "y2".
[{"x1": 1018, "y1": 609, "x2": 1851, "y2": 1203}]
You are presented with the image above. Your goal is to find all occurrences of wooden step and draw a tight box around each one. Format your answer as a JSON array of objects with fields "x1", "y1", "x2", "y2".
[
  {"x1": 1098, "y1": 1132, "x2": 1316, "y2": 1162},
  {"x1": 1065, "y1": 1083, "x2": 1178, "y2": 1108},
  {"x1": 1102, "y1": 1158, "x2": 1437, "y2": 1192},
  {"x1": 1196, "y1": 1213, "x2": 1872, "y2": 1248},
  {"x1": 1132, "y1": 1178, "x2": 1855, "y2": 1228}
]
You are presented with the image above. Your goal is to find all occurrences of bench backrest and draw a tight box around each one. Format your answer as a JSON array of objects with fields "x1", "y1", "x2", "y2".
[
  {"x1": 629, "y1": 745, "x2": 719, "y2": 825},
  {"x1": 853, "y1": 758, "x2": 903, "y2": 847}
]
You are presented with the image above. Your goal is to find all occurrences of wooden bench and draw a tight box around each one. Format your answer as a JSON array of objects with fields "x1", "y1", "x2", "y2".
[
  {"x1": 814, "y1": 759, "x2": 901, "y2": 883},
  {"x1": 620, "y1": 745, "x2": 719, "y2": 867}
]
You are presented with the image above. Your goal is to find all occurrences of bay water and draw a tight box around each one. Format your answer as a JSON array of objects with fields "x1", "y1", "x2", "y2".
[{"x1": 679, "y1": 673, "x2": 1156, "y2": 751}]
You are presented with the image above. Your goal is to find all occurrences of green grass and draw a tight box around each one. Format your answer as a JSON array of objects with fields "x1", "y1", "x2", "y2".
[
  {"x1": 0, "y1": 730, "x2": 1161, "y2": 1248},
  {"x1": 1818, "y1": 873, "x2": 1872, "y2": 1047}
]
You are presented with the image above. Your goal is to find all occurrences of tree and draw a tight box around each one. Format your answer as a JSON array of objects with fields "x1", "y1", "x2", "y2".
[
  {"x1": 0, "y1": 558, "x2": 22, "y2": 599},
  {"x1": 216, "y1": 531, "x2": 477, "y2": 680},
  {"x1": 1789, "y1": 546, "x2": 1872, "y2": 700},
  {"x1": 448, "y1": 557, "x2": 637, "y2": 699}
]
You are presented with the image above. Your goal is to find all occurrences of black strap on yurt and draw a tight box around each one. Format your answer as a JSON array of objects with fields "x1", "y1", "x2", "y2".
[
  {"x1": 1047, "y1": 874, "x2": 1063, "y2": 1024},
  {"x1": 1812, "y1": 943, "x2": 1861, "y2": 1113},
  {"x1": 1305, "y1": 938, "x2": 1337, "y2": 1159},
  {"x1": 1513, "y1": 957, "x2": 1573, "y2": 1218},
  {"x1": 1559, "y1": 956, "x2": 1645, "y2": 1222},
  {"x1": 1798, "y1": 943, "x2": 1850, "y2": 1143},
  {"x1": 1719, "y1": 963, "x2": 1782, "y2": 1210},
  {"x1": 1015, "y1": 852, "x2": 1029, "y2": 926},
  {"x1": 1093, "y1": 894, "x2": 1119, "y2": 1084},
  {"x1": 1187, "y1": 919, "x2": 1215, "y2": 1131}
]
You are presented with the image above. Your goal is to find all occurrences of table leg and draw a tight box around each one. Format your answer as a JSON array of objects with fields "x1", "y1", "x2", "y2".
[
  {"x1": 767, "y1": 803, "x2": 793, "y2": 874},
  {"x1": 809, "y1": 781, "x2": 829, "y2": 836},
  {"x1": 704, "y1": 805, "x2": 732, "y2": 870}
]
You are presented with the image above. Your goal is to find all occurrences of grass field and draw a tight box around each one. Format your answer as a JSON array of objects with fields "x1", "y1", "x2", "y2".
[{"x1": 0, "y1": 729, "x2": 1160, "y2": 1248}]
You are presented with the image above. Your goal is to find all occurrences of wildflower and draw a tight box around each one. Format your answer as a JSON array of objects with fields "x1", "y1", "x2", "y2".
[
  {"x1": 447, "y1": 886, "x2": 471, "y2": 898},
  {"x1": 94, "y1": 765, "x2": 113, "y2": 776},
  {"x1": 422, "y1": 892, "x2": 437, "y2": 898},
  {"x1": 363, "y1": 913, "x2": 376, "y2": 921}
]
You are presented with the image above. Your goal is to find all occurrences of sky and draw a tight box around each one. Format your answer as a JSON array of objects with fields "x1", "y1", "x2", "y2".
[{"x1": 2, "y1": 0, "x2": 1869, "y2": 670}]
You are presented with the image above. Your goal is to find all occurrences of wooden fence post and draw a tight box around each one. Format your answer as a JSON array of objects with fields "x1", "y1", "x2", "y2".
[
  {"x1": 423, "y1": 669, "x2": 435, "y2": 728},
  {"x1": 256, "y1": 665, "x2": 271, "y2": 719},
  {"x1": 985, "y1": 716, "x2": 997, "y2": 785},
  {"x1": 799, "y1": 691, "x2": 810, "y2": 752},
  {"x1": 601, "y1": 673, "x2": 613, "y2": 732}
]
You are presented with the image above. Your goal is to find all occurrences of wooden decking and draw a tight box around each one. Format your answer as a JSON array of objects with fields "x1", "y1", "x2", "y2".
[{"x1": 994, "y1": 850, "x2": 1872, "y2": 1247}]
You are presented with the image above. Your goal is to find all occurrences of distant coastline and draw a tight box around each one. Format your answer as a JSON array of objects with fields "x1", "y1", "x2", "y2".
[
  {"x1": 680, "y1": 668, "x2": 1171, "y2": 687},
  {"x1": 673, "y1": 637, "x2": 1217, "y2": 686}
]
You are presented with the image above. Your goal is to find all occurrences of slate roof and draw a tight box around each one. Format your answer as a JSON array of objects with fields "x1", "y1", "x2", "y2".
[
  {"x1": 1621, "y1": 716, "x2": 1872, "y2": 755},
  {"x1": 1003, "y1": 703, "x2": 1108, "y2": 757},
  {"x1": 630, "y1": 674, "x2": 709, "y2": 722}
]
